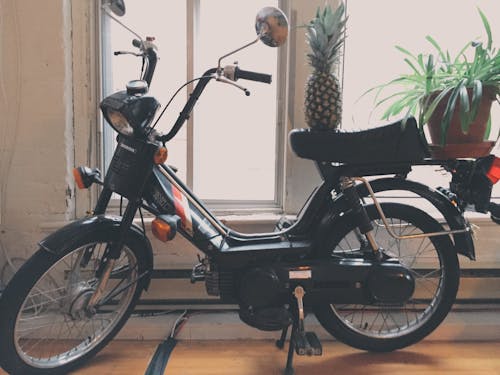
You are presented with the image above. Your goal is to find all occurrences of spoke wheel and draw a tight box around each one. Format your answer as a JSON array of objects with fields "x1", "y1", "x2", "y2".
[
  {"x1": 314, "y1": 203, "x2": 459, "y2": 352},
  {"x1": 0, "y1": 228, "x2": 147, "y2": 374}
]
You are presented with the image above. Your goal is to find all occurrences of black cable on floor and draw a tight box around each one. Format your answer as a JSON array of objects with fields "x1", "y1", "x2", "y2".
[
  {"x1": 144, "y1": 337, "x2": 178, "y2": 375},
  {"x1": 144, "y1": 310, "x2": 188, "y2": 375}
]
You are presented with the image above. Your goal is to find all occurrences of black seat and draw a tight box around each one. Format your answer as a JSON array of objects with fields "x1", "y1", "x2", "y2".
[{"x1": 289, "y1": 117, "x2": 430, "y2": 164}]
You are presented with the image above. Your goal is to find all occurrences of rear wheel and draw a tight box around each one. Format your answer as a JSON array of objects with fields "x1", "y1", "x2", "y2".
[
  {"x1": 313, "y1": 203, "x2": 459, "y2": 352},
  {"x1": 0, "y1": 227, "x2": 148, "y2": 374}
]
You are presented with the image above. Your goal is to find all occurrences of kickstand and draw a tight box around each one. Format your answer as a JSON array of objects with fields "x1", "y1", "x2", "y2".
[
  {"x1": 276, "y1": 325, "x2": 289, "y2": 350},
  {"x1": 284, "y1": 285, "x2": 305, "y2": 375},
  {"x1": 282, "y1": 285, "x2": 323, "y2": 374}
]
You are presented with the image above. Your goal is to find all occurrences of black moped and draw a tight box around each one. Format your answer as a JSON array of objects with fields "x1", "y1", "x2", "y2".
[{"x1": 1, "y1": 1, "x2": 499, "y2": 374}]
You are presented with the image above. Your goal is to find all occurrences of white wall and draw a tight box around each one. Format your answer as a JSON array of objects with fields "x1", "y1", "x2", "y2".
[{"x1": 0, "y1": 0, "x2": 72, "y2": 270}]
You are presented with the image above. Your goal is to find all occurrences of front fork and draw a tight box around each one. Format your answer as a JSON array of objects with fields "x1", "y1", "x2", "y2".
[
  {"x1": 340, "y1": 177, "x2": 381, "y2": 256},
  {"x1": 87, "y1": 187, "x2": 140, "y2": 310}
]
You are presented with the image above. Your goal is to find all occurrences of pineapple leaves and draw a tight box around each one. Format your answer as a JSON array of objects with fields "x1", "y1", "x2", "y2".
[
  {"x1": 306, "y1": 2, "x2": 346, "y2": 73},
  {"x1": 322, "y1": 8, "x2": 335, "y2": 33}
]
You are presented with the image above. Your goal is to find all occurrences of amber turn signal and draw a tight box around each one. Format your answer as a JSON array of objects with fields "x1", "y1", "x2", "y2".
[
  {"x1": 73, "y1": 166, "x2": 102, "y2": 189},
  {"x1": 152, "y1": 215, "x2": 179, "y2": 242},
  {"x1": 154, "y1": 147, "x2": 168, "y2": 165},
  {"x1": 73, "y1": 168, "x2": 86, "y2": 189}
]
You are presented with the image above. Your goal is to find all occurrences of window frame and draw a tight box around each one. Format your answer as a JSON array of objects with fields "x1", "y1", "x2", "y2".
[{"x1": 100, "y1": 0, "x2": 290, "y2": 214}]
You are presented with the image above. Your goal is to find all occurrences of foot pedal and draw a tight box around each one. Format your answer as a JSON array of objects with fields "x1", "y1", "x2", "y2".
[{"x1": 293, "y1": 331, "x2": 322, "y2": 356}]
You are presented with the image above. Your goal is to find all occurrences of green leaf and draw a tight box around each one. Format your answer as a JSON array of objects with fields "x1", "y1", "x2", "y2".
[
  {"x1": 477, "y1": 8, "x2": 492, "y2": 50},
  {"x1": 395, "y1": 46, "x2": 418, "y2": 61},
  {"x1": 470, "y1": 80, "x2": 483, "y2": 122},
  {"x1": 425, "y1": 55, "x2": 435, "y2": 93},
  {"x1": 422, "y1": 87, "x2": 453, "y2": 124},
  {"x1": 403, "y1": 58, "x2": 422, "y2": 75},
  {"x1": 417, "y1": 54, "x2": 425, "y2": 70},
  {"x1": 426, "y1": 35, "x2": 447, "y2": 63},
  {"x1": 484, "y1": 114, "x2": 492, "y2": 140},
  {"x1": 440, "y1": 85, "x2": 461, "y2": 145},
  {"x1": 453, "y1": 41, "x2": 472, "y2": 66},
  {"x1": 374, "y1": 91, "x2": 408, "y2": 107},
  {"x1": 458, "y1": 84, "x2": 471, "y2": 133}
]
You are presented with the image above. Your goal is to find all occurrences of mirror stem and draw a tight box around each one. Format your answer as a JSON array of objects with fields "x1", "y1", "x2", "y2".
[
  {"x1": 217, "y1": 36, "x2": 260, "y2": 73},
  {"x1": 103, "y1": 8, "x2": 143, "y2": 43}
]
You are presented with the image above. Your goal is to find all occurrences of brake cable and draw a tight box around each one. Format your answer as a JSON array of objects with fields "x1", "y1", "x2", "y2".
[{"x1": 149, "y1": 75, "x2": 215, "y2": 132}]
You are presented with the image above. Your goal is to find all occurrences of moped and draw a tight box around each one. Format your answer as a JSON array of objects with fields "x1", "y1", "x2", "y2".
[{"x1": 0, "y1": 1, "x2": 499, "y2": 374}]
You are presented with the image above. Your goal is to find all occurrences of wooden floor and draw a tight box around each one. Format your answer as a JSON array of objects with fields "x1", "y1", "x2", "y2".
[{"x1": 2, "y1": 340, "x2": 498, "y2": 375}]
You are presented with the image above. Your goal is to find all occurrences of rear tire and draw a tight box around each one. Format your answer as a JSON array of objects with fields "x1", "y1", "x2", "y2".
[
  {"x1": 0, "y1": 226, "x2": 148, "y2": 374},
  {"x1": 313, "y1": 203, "x2": 459, "y2": 352}
]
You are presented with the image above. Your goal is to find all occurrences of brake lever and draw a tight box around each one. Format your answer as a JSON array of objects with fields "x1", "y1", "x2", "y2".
[{"x1": 216, "y1": 76, "x2": 250, "y2": 96}]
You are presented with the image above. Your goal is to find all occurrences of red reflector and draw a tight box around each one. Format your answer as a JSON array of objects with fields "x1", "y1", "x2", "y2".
[{"x1": 486, "y1": 157, "x2": 500, "y2": 184}]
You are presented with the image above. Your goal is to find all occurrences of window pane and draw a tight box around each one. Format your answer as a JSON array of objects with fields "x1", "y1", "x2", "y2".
[
  {"x1": 194, "y1": 0, "x2": 279, "y2": 201},
  {"x1": 105, "y1": 1, "x2": 188, "y2": 180}
]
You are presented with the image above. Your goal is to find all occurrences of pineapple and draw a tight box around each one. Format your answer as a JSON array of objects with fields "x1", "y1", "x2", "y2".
[{"x1": 305, "y1": 2, "x2": 347, "y2": 130}]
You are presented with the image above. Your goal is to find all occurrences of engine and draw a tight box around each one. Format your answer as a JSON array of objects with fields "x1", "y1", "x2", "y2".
[{"x1": 205, "y1": 258, "x2": 415, "y2": 331}]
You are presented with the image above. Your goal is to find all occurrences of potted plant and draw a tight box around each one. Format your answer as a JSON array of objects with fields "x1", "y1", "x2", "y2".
[{"x1": 371, "y1": 8, "x2": 499, "y2": 159}]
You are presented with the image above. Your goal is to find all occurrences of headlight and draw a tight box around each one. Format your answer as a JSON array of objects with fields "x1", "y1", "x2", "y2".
[
  {"x1": 106, "y1": 109, "x2": 134, "y2": 136},
  {"x1": 100, "y1": 89, "x2": 160, "y2": 137}
]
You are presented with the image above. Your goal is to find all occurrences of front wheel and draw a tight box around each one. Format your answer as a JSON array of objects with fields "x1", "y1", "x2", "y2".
[
  {"x1": 314, "y1": 203, "x2": 460, "y2": 352},
  {"x1": 0, "y1": 226, "x2": 148, "y2": 375}
]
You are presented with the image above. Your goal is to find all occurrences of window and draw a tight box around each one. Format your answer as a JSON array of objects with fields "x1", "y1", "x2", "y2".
[
  {"x1": 342, "y1": 0, "x2": 500, "y2": 198},
  {"x1": 101, "y1": 0, "x2": 286, "y2": 211}
]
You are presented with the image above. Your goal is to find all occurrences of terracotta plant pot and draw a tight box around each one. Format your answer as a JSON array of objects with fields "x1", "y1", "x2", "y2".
[{"x1": 427, "y1": 86, "x2": 496, "y2": 159}]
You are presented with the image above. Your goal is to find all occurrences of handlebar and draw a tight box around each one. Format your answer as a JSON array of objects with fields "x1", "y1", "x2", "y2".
[
  {"x1": 115, "y1": 38, "x2": 158, "y2": 87},
  {"x1": 142, "y1": 47, "x2": 157, "y2": 87},
  {"x1": 157, "y1": 68, "x2": 218, "y2": 143}
]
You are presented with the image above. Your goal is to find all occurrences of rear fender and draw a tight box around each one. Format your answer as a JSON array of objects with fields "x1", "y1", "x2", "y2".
[
  {"x1": 356, "y1": 178, "x2": 475, "y2": 260},
  {"x1": 317, "y1": 178, "x2": 475, "y2": 260},
  {"x1": 39, "y1": 215, "x2": 154, "y2": 289}
]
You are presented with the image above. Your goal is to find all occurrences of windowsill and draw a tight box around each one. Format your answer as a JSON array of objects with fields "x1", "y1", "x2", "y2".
[{"x1": 39, "y1": 210, "x2": 496, "y2": 233}]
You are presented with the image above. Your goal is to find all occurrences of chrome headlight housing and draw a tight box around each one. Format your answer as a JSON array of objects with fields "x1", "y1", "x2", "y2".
[{"x1": 100, "y1": 87, "x2": 160, "y2": 137}]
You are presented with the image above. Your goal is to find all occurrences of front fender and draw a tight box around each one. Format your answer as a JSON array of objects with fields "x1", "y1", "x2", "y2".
[{"x1": 39, "y1": 215, "x2": 155, "y2": 289}]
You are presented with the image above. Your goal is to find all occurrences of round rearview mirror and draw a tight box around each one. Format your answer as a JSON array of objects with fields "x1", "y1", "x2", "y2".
[
  {"x1": 103, "y1": 0, "x2": 126, "y2": 17},
  {"x1": 255, "y1": 7, "x2": 289, "y2": 47}
]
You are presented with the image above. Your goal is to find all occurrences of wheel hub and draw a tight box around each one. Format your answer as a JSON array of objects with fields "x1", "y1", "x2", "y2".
[{"x1": 69, "y1": 288, "x2": 95, "y2": 320}]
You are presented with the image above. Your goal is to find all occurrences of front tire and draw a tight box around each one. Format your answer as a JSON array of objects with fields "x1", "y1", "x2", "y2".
[
  {"x1": 314, "y1": 203, "x2": 460, "y2": 352},
  {"x1": 0, "y1": 226, "x2": 148, "y2": 375}
]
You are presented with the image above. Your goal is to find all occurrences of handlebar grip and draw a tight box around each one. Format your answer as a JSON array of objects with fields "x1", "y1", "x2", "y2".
[
  {"x1": 132, "y1": 39, "x2": 142, "y2": 49},
  {"x1": 234, "y1": 67, "x2": 272, "y2": 84}
]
